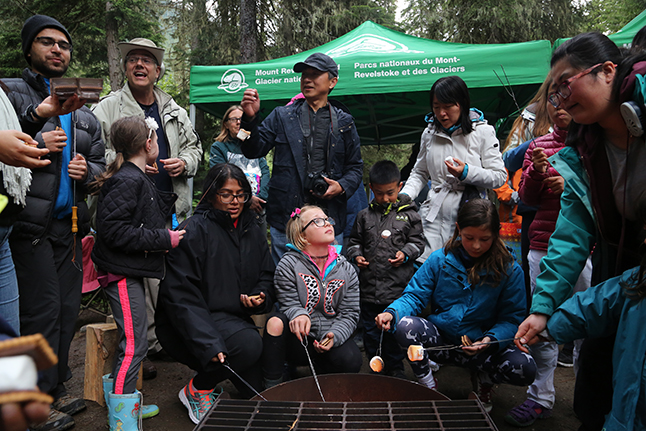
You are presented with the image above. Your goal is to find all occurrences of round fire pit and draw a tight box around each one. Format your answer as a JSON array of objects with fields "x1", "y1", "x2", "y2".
[{"x1": 252, "y1": 373, "x2": 449, "y2": 402}]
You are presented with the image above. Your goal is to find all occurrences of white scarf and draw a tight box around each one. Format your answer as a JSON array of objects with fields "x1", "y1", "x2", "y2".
[{"x1": 0, "y1": 89, "x2": 32, "y2": 206}]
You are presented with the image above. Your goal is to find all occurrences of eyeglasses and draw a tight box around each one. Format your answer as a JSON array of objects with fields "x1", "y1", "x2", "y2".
[
  {"x1": 227, "y1": 117, "x2": 242, "y2": 123},
  {"x1": 301, "y1": 217, "x2": 335, "y2": 232},
  {"x1": 216, "y1": 192, "x2": 250, "y2": 204},
  {"x1": 35, "y1": 36, "x2": 72, "y2": 52},
  {"x1": 548, "y1": 63, "x2": 603, "y2": 108},
  {"x1": 126, "y1": 56, "x2": 157, "y2": 66}
]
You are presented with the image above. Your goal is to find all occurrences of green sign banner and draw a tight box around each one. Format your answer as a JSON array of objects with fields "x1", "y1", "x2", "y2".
[{"x1": 191, "y1": 21, "x2": 552, "y2": 106}]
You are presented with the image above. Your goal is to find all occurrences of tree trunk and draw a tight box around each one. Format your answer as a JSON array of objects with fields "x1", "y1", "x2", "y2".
[
  {"x1": 105, "y1": 1, "x2": 123, "y2": 91},
  {"x1": 240, "y1": 0, "x2": 257, "y2": 63}
]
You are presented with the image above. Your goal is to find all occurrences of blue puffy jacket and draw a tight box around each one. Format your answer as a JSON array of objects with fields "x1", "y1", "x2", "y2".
[{"x1": 386, "y1": 247, "x2": 526, "y2": 353}]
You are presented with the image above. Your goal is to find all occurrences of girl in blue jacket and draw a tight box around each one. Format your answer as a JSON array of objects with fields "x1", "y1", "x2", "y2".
[{"x1": 377, "y1": 199, "x2": 535, "y2": 412}]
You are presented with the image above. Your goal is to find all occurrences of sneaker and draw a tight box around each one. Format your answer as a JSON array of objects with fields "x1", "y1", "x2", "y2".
[
  {"x1": 52, "y1": 394, "x2": 86, "y2": 416},
  {"x1": 429, "y1": 360, "x2": 441, "y2": 372},
  {"x1": 31, "y1": 408, "x2": 75, "y2": 431},
  {"x1": 416, "y1": 370, "x2": 437, "y2": 390},
  {"x1": 471, "y1": 372, "x2": 494, "y2": 413},
  {"x1": 504, "y1": 399, "x2": 552, "y2": 427},
  {"x1": 557, "y1": 349, "x2": 574, "y2": 368},
  {"x1": 179, "y1": 379, "x2": 222, "y2": 424}
]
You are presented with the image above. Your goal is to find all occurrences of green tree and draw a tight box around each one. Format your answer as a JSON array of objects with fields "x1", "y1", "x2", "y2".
[
  {"x1": 0, "y1": 0, "x2": 161, "y2": 87},
  {"x1": 270, "y1": 0, "x2": 397, "y2": 57},
  {"x1": 401, "y1": 0, "x2": 583, "y2": 43},
  {"x1": 584, "y1": 0, "x2": 646, "y2": 34}
]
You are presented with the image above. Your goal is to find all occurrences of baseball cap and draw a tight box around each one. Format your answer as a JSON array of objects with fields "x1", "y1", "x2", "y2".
[{"x1": 293, "y1": 53, "x2": 338, "y2": 77}]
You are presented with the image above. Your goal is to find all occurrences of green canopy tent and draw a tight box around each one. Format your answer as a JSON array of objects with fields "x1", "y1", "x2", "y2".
[{"x1": 190, "y1": 21, "x2": 553, "y2": 145}]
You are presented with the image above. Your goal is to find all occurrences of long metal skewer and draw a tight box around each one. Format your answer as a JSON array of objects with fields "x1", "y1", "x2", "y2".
[
  {"x1": 223, "y1": 363, "x2": 267, "y2": 401},
  {"x1": 422, "y1": 337, "x2": 524, "y2": 351},
  {"x1": 302, "y1": 338, "x2": 326, "y2": 402}
]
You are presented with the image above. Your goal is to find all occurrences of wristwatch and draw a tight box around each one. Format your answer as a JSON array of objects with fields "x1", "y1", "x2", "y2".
[{"x1": 27, "y1": 104, "x2": 45, "y2": 122}]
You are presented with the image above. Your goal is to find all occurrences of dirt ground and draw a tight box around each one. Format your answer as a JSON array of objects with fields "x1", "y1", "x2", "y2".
[{"x1": 65, "y1": 310, "x2": 581, "y2": 431}]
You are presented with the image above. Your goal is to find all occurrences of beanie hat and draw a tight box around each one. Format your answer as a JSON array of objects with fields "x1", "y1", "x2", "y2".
[{"x1": 21, "y1": 15, "x2": 72, "y2": 65}]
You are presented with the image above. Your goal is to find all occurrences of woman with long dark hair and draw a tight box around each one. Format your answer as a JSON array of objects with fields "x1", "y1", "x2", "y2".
[
  {"x1": 401, "y1": 76, "x2": 506, "y2": 263},
  {"x1": 515, "y1": 32, "x2": 646, "y2": 430},
  {"x1": 156, "y1": 163, "x2": 275, "y2": 424}
]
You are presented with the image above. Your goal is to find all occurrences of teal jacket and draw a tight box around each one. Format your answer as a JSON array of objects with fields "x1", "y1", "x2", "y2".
[
  {"x1": 547, "y1": 267, "x2": 646, "y2": 430},
  {"x1": 530, "y1": 146, "x2": 597, "y2": 316},
  {"x1": 209, "y1": 137, "x2": 270, "y2": 201}
]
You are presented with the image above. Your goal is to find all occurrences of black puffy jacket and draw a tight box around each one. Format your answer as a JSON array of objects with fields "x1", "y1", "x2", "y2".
[
  {"x1": 156, "y1": 203, "x2": 275, "y2": 368},
  {"x1": 1, "y1": 69, "x2": 105, "y2": 240},
  {"x1": 92, "y1": 162, "x2": 177, "y2": 278},
  {"x1": 345, "y1": 194, "x2": 425, "y2": 304}
]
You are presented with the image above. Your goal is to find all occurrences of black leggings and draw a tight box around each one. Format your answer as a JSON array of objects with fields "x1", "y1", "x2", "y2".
[
  {"x1": 165, "y1": 326, "x2": 263, "y2": 398},
  {"x1": 262, "y1": 312, "x2": 362, "y2": 380},
  {"x1": 395, "y1": 316, "x2": 536, "y2": 386}
]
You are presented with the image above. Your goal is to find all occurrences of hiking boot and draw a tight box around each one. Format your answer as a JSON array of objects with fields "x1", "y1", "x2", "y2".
[
  {"x1": 52, "y1": 394, "x2": 86, "y2": 416},
  {"x1": 179, "y1": 379, "x2": 223, "y2": 424},
  {"x1": 142, "y1": 357, "x2": 157, "y2": 380},
  {"x1": 471, "y1": 372, "x2": 494, "y2": 413},
  {"x1": 504, "y1": 399, "x2": 552, "y2": 427},
  {"x1": 31, "y1": 408, "x2": 75, "y2": 431}
]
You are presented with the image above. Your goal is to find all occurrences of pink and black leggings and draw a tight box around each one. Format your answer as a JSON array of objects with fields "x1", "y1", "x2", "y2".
[{"x1": 104, "y1": 277, "x2": 148, "y2": 394}]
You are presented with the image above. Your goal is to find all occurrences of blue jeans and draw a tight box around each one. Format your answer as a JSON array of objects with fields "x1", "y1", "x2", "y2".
[
  {"x1": 0, "y1": 226, "x2": 19, "y2": 334},
  {"x1": 270, "y1": 227, "x2": 343, "y2": 266}
]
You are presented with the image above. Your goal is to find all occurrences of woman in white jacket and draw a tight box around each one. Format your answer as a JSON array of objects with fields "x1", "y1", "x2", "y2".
[{"x1": 402, "y1": 76, "x2": 506, "y2": 263}]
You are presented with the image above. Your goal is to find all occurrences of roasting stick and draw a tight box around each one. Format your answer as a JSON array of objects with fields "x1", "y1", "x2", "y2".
[
  {"x1": 301, "y1": 338, "x2": 326, "y2": 402},
  {"x1": 408, "y1": 337, "x2": 526, "y2": 361},
  {"x1": 223, "y1": 362, "x2": 267, "y2": 401}
]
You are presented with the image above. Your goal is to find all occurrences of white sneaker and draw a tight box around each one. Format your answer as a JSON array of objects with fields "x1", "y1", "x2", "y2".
[{"x1": 416, "y1": 370, "x2": 437, "y2": 390}]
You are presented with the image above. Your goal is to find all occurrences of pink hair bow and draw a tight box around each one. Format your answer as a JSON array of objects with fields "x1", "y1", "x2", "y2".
[{"x1": 290, "y1": 208, "x2": 301, "y2": 218}]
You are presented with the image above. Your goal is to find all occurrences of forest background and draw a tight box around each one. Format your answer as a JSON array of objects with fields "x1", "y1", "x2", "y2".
[{"x1": 1, "y1": 0, "x2": 644, "y2": 190}]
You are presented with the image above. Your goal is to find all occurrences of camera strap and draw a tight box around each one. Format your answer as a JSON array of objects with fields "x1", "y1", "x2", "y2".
[{"x1": 299, "y1": 101, "x2": 338, "y2": 173}]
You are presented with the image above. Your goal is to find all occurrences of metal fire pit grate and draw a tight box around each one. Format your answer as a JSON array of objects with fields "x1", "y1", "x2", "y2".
[{"x1": 194, "y1": 398, "x2": 498, "y2": 431}]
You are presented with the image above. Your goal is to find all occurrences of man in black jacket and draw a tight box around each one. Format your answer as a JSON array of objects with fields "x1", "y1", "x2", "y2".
[
  {"x1": 1, "y1": 14, "x2": 105, "y2": 431},
  {"x1": 240, "y1": 53, "x2": 363, "y2": 264}
]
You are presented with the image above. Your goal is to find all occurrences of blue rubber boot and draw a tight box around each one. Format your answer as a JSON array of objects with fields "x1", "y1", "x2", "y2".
[
  {"x1": 107, "y1": 391, "x2": 142, "y2": 431},
  {"x1": 103, "y1": 374, "x2": 159, "y2": 419}
]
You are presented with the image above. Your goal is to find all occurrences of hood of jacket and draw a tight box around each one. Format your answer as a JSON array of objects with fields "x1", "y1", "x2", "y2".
[{"x1": 368, "y1": 193, "x2": 416, "y2": 215}]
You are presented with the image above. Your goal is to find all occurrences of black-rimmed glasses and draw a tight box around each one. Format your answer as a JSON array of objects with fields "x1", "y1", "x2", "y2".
[
  {"x1": 35, "y1": 36, "x2": 72, "y2": 52},
  {"x1": 301, "y1": 217, "x2": 335, "y2": 232},
  {"x1": 216, "y1": 192, "x2": 250, "y2": 204},
  {"x1": 548, "y1": 63, "x2": 603, "y2": 108}
]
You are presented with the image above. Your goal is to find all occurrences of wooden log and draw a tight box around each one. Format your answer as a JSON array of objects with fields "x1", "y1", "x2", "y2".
[{"x1": 83, "y1": 323, "x2": 142, "y2": 406}]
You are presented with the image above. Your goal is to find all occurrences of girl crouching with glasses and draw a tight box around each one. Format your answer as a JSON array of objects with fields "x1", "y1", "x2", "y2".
[
  {"x1": 262, "y1": 205, "x2": 362, "y2": 389},
  {"x1": 156, "y1": 163, "x2": 275, "y2": 424}
]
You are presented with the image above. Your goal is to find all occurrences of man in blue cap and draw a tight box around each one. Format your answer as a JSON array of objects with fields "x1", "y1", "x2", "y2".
[{"x1": 240, "y1": 52, "x2": 363, "y2": 263}]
